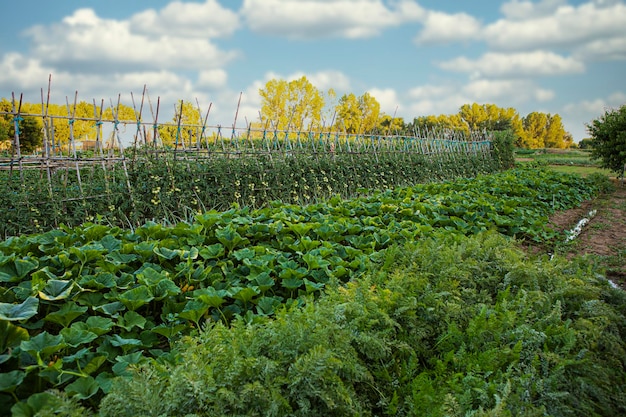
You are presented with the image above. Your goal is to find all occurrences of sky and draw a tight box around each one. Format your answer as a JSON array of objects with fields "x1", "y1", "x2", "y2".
[{"x1": 1, "y1": 0, "x2": 625, "y2": 142}]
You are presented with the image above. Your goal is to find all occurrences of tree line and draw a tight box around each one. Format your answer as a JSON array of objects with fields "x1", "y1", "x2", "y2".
[
  {"x1": 1, "y1": 77, "x2": 575, "y2": 153},
  {"x1": 257, "y1": 76, "x2": 574, "y2": 149}
]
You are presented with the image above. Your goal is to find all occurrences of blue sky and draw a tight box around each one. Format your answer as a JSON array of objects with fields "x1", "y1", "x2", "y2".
[{"x1": 1, "y1": 0, "x2": 625, "y2": 142}]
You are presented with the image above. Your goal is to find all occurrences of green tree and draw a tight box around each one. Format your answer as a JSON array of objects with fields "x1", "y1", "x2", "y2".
[
  {"x1": 259, "y1": 76, "x2": 326, "y2": 132},
  {"x1": 0, "y1": 99, "x2": 11, "y2": 148},
  {"x1": 578, "y1": 138, "x2": 594, "y2": 149},
  {"x1": 587, "y1": 104, "x2": 626, "y2": 175},
  {"x1": 12, "y1": 116, "x2": 43, "y2": 153},
  {"x1": 0, "y1": 99, "x2": 44, "y2": 153}
]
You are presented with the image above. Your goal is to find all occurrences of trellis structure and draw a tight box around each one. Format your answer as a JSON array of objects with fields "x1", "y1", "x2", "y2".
[{"x1": 0, "y1": 85, "x2": 500, "y2": 237}]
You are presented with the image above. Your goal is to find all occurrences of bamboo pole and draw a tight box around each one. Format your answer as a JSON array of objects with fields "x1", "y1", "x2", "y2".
[
  {"x1": 66, "y1": 91, "x2": 85, "y2": 202},
  {"x1": 110, "y1": 95, "x2": 134, "y2": 206},
  {"x1": 41, "y1": 76, "x2": 53, "y2": 200}
]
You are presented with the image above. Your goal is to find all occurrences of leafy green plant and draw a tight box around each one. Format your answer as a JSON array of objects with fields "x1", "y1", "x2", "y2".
[
  {"x1": 0, "y1": 167, "x2": 612, "y2": 414},
  {"x1": 99, "y1": 232, "x2": 626, "y2": 417}
]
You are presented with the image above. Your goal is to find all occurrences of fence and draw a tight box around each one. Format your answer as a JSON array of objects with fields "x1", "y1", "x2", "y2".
[{"x1": 0, "y1": 86, "x2": 499, "y2": 236}]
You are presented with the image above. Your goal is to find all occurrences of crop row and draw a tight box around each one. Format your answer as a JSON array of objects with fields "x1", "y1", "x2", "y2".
[
  {"x1": 0, "y1": 131, "x2": 514, "y2": 237},
  {"x1": 0, "y1": 167, "x2": 611, "y2": 413}
]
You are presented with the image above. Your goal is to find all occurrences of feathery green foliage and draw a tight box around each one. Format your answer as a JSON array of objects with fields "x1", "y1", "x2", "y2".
[{"x1": 99, "y1": 232, "x2": 626, "y2": 416}]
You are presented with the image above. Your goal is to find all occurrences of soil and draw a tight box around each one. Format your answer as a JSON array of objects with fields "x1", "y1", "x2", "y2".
[{"x1": 537, "y1": 179, "x2": 626, "y2": 288}]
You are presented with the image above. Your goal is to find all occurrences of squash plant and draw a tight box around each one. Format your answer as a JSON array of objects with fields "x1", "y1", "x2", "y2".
[{"x1": 0, "y1": 167, "x2": 611, "y2": 414}]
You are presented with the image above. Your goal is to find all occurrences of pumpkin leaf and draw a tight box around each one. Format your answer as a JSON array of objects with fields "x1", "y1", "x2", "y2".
[{"x1": 0, "y1": 297, "x2": 39, "y2": 321}]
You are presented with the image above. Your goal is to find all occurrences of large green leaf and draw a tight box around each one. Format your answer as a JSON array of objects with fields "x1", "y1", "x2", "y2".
[
  {"x1": 20, "y1": 332, "x2": 66, "y2": 357},
  {"x1": 153, "y1": 246, "x2": 181, "y2": 260},
  {"x1": 44, "y1": 302, "x2": 88, "y2": 328},
  {"x1": 117, "y1": 286, "x2": 154, "y2": 311},
  {"x1": 136, "y1": 266, "x2": 167, "y2": 286},
  {"x1": 72, "y1": 316, "x2": 115, "y2": 336},
  {"x1": 38, "y1": 279, "x2": 74, "y2": 301},
  {"x1": 65, "y1": 376, "x2": 100, "y2": 399},
  {"x1": 69, "y1": 244, "x2": 105, "y2": 264},
  {"x1": 78, "y1": 272, "x2": 117, "y2": 289},
  {"x1": 116, "y1": 311, "x2": 147, "y2": 331},
  {"x1": 0, "y1": 321, "x2": 29, "y2": 356},
  {"x1": 106, "y1": 251, "x2": 139, "y2": 265},
  {"x1": 302, "y1": 253, "x2": 331, "y2": 270},
  {"x1": 199, "y1": 243, "x2": 225, "y2": 260},
  {"x1": 151, "y1": 323, "x2": 188, "y2": 339},
  {"x1": 98, "y1": 234, "x2": 122, "y2": 251},
  {"x1": 94, "y1": 301, "x2": 126, "y2": 317},
  {"x1": 0, "y1": 297, "x2": 39, "y2": 321},
  {"x1": 108, "y1": 335, "x2": 142, "y2": 353},
  {"x1": 0, "y1": 370, "x2": 25, "y2": 392},
  {"x1": 178, "y1": 299, "x2": 210, "y2": 325},
  {"x1": 215, "y1": 224, "x2": 248, "y2": 252},
  {"x1": 151, "y1": 278, "x2": 181, "y2": 300},
  {"x1": 193, "y1": 287, "x2": 227, "y2": 308},
  {"x1": 281, "y1": 278, "x2": 304, "y2": 290},
  {"x1": 230, "y1": 286, "x2": 260, "y2": 304},
  {"x1": 285, "y1": 221, "x2": 314, "y2": 238},
  {"x1": 10, "y1": 391, "x2": 57, "y2": 417},
  {"x1": 111, "y1": 351, "x2": 145, "y2": 376},
  {"x1": 82, "y1": 354, "x2": 107, "y2": 375},
  {"x1": 14, "y1": 258, "x2": 39, "y2": 279},
  {"x1": 60, "y1": 327, "x2": 99, "y2": 347}
]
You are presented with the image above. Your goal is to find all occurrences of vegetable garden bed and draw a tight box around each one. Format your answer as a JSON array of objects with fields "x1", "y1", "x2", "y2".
[{"x1": 0, "y1": 167, "x2": 617, "y2": 415}]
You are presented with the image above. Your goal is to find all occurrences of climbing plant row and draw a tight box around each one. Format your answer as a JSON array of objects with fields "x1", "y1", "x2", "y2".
[{"x1": 0, "y1": 131, "x2": 514, "y2": 237}]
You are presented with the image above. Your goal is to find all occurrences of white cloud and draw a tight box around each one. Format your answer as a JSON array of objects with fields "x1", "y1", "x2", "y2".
[
  {"x1": 241, "y1": 0, "x2": 424, "y2": 39},
  {"x1": 257, "y1": 70, "x2": 352, "y2": 93},
  {"x1": 405, "y1": 78, "x2": 557, "y2": 117},
  {"x1": 462, "y1": 78, "x2": 554, "y2": 103},
  {"x1": 561, "y1": 91, "x2": 626, "y2": 140},
  {"x1": 534, "y1": 88, "x2": 556, "y2": 102},
  {"x1": 0, "y1": 53, "x2": 53, "y2": 93},
  {"x1": 563, "y1": 91, "x2": 626, "y2": 116},
  {"x1": 130, "y1": 0, "x2": 239, "y2": 38},
  {"x1": 24, "y1": 8, "x2": 237, "y2": 74},
  {"x1": 500, "y1": 0, "x2": 566, "y2": 20},
  {"x1": 414, "y1": 11, "x2": 482, "y2": 44},
  {"x1": 484, "y1": 2, "x2": 626, "y2": 56},
  {"x1": 439, "y1": 51, "x2": 585, "y2": 78},
  {"x1": 198, "y1": 69, "x2": 229, "y2": 89},
  {"x1": 574, "y1": 37, "x2": 626, "y2": 61},
  {"x1": 367, "y1": 87, "x2": 401, "y2": 115}
]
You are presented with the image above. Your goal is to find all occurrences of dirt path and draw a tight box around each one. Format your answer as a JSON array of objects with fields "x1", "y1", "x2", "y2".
[{"x1": 543, "y1": 179, "x2": 626, "y2": 287}]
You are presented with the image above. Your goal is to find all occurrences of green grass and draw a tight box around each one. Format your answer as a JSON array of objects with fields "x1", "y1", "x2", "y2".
[
  {"x1": 514, "y1": 148, "x2": 600, "y2": 167},
  {"x1": 548, "y1": 165, "x2": 614, "y2": 177}
]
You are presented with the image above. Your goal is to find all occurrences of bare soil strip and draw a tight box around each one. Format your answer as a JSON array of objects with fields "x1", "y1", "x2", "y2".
[{"x1": 542, "y1": 179, "x2": 626, "y2": 287}]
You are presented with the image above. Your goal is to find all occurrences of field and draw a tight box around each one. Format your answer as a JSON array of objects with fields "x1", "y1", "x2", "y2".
[
  {"x1": 1, "y1": 146, "x2": 626, "y2": 415},
  {"x1": 514, "y1": 148, "x2": 600, "y2": 166},
  {"x1": 516, "y1": 148, "x2": 625, "y2": 284}
]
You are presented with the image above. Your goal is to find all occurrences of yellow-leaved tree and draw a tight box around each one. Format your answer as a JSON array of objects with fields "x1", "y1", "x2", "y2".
[
  {"x1": 157, "y1": 101, "x2": 202, "y2": 147},
  {"x1": 259, "y1": 76, "x2": 326, "y2": 132},
  {"x1": 335, "y1": 92, "x2": 380, "y2": 134}
]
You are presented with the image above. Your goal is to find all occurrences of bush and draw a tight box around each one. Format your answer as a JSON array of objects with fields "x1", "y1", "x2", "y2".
[
  {"x1": 98, "y1": 232, "x2": 626, "y2": 416},
  {"x1": 491, "y1": 130, "x2": 516, "y2": 169},
  {"x1": 587, "y1": 104, "x2": 626, "y2": 176}
]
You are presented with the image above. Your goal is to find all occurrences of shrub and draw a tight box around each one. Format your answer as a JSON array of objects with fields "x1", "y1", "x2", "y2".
[
  {"x1": 98, "y1": 232, "x2": 626, "y2": 416},
  {"x1": 587, "y1": 104, "x2": 626, "y2": 176}
]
